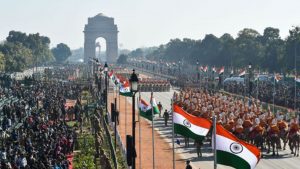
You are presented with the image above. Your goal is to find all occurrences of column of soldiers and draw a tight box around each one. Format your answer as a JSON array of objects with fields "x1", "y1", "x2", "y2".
[
  {"x1": 139, "y1": 78, "x2": 170, "y2": 92},
  {"x1": 174, "y1": 88, "x2": 300, "y2": 156}
]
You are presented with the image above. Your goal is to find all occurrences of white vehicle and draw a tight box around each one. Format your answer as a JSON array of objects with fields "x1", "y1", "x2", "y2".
[
  {"x1": 223, "y1": 76, "x2": 244, "y2": 84},
  {"x1": 257, "y1": 74, "x2": 269, "y2": 81}
]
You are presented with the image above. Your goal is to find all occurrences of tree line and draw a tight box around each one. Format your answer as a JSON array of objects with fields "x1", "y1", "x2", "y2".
[
  {"x1": 129, "y1": 27, "x2": 300, "y2": 73},
  {"x1": 0, "y1": 31, "x2": 71, "y2": 72}
]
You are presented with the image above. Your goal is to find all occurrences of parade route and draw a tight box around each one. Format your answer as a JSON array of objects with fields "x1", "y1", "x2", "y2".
[
  {"x1": 108, "y1": 91, "x2": 186, "y2": 169},
  {"x1": 138, "y1": 89, "x2": 300, "y2": 169}
]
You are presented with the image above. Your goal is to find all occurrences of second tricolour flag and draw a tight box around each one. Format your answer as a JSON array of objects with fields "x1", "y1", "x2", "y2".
[
  {"x1": 139, "y1": 98, "x2": 160, "y2": 121},
  {"x1": 214, "y1": 124, "x2": 261, "y2": 169},
  {"x1": 173, "y1": 104, "x2": 211, "y2": 140},
  {"x1": 119, "y1": 80, "x2": 132, "y2": 97}
]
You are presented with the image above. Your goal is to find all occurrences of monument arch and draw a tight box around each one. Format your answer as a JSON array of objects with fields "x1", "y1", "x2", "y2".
[{"x1": 84, "y1": 13, "x2": 118, "y2": 63}]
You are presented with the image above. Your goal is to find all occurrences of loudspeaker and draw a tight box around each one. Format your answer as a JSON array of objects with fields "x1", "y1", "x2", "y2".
[{"x1": 126, "y1": 135, "x2": 133, "y2": 166}]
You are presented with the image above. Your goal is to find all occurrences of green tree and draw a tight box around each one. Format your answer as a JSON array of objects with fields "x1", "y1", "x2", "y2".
[
  {"x1": 129, "y1": 48, "x2": 144, "y2": 58},
  {"x1": 51, "y1": 43, "x2": 72, "y2": 63},
  {"x1": 6, "y1": 31, "x2": 54, "y2": 65},
  {"x1": 285, "y1": 26, "x2": 300, "y2": 71},
  {"x1": 0, "y1": 52, "x2": 5, "y2": 72},
  {"x1": 219, "y1": 33, "x2": 236, "y2": 68},
  {"x1": 260, "y1": 27, "x2": 284, "y2": 72},
  {"x1": 117, "y1": 54, "x2": 128, "y2": 64},
  {"x1": 235, "y1": 28, "x2": 264, "y2": 68},
  {"x1": 0, "y1": 42, "x2": 33, "y2": 72}
]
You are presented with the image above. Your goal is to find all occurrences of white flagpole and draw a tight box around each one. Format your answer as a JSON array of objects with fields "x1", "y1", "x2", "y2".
[
  {"x1": 213, "y1": 115, "x2": 217, "y2": 169},
  {"x1": 138, "y1": 92, "x2": 142, "y2": 169},
  {"x1": 125, "y1": 95, "x2": 127, "y2": 138},
  {"x1": 171, "y1": 98, "x2": 175, "y2": 169},
  {"x1": 294, "y1": 42, "x2": 297, "y2": 111},
  {"x1": 257, "y1": 68, "x2": 259, "y2": 101},
  {"x1": 151, "y1": 90, "x2": 155, "y2": 169},
  {"x1": 199, "y1": 67, "x2": 201, "y2": 89},
  {"x1": 119, "y1": 85, "x2": 121, "y2": 115},
  {"x1": 273, "y1": 73, "x2": 276, "y2": 114}
]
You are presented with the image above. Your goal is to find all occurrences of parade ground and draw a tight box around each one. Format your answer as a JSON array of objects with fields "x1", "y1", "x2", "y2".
[{"x1": 109, "y1": 87, "x2": 300, "y2": 169}]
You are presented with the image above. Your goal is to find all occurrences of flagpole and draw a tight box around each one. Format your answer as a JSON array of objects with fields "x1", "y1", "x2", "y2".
[
  {"x1": 213, "y1": 115, "x2": 217, "y2": 169},
  {"x1": 151, "y1": 90, "x2": 155, "y2": 169},
  {"x1": 199, "y1": 67, "x2": 201, "y2": 89},
  {"x1": 273, "y1": 72, "x2": 275, "y2": 114},
  {"x1": 257, "y1": 68, "x2": 259, "y2": 101},
  {"x1": 119, "y1": 85, "x2": 121, "y2": 116},
  {"x1": 171, "y1": 98, "x2": 175, "y2": 169},
  {"x1": 294, "y1": 41, "x2": 297, "y2": 111},
  {"x1": 125, "y1": 95, "x2": 127, "y2": 140},
  {"x1": 138, "y1": 92, "x2": 142, "y2": 169}
]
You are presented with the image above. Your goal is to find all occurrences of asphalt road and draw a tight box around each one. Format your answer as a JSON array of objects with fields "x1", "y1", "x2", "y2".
[{"x1": 137, "y1": 89, "x2": 300, "y2": 169}]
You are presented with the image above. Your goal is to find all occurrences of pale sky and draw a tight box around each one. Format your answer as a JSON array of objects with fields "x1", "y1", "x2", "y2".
[{"x1": 0, "y1": 0, "x2": 300, "y2": 50}]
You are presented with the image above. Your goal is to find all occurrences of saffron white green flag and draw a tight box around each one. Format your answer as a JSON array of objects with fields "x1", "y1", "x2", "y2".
[
  {"x1": 119, "y1": 80, "x2": 132, "y2": 97},
  {"x1": 139, "y1": 98, "x2": 160, "y2": 121},
  {"x1": 215, "y1": 124, "x2": 261, "y2": 169},
  {"x1": 173, "y1": 104, "x2": 211, "y2": 140},
  {"x1": 295, "y1": 76, "x2": 300, "y2": 83}
]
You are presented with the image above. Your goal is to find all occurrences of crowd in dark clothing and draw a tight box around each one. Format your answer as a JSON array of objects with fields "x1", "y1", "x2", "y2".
[
  {"x1": 224, "y1": 80, "x2": 300, "y2": 109},
  {"x1": 0, "y1": 77, "x2": 82, "y2": 169}
]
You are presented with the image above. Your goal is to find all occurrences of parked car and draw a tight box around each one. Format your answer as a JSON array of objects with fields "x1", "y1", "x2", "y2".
[{"x1": 223, "y1": 76, "x2": 245, "y2": 84}]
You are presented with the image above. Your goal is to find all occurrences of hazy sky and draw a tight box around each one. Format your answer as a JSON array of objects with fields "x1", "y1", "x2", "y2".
[{"x1": 1, "y1": 0, "x2": 300, "y2": 50}]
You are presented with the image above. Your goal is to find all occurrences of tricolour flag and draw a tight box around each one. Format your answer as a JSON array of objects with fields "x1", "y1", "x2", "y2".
[
  {"x1": 230, "y1": 69, "x2": 234, "y2": 77},
  {"x1": 275, "y1": 74, "x2": 282, "y2": 83},
  {"x1": 203, "y1": 66, "x2": 208, "y2": 72},
  {"x1": 108, "y1": 70, "x2": 114, "y2": 78},
  {"x1": 215, "y1": 124, "x2": 261, "y2": 169},
  {"x1": 173, "y1": 104, "x2": 211, "y2": 140},
  {"x1": 139, "y1": 98, "x2": 160, "y2": 121},
  {"x1": 239, "y1": 70, "x2": 246, "y2": 77},
  {"x1": 295, "y1": 76, "x2": 300, "y2": 83},
  {"x1": 219, "y1": 66, "x2": 224, "y2": 75},
  {"x1": 212, "y1": 67, "x2": 216, "y2": 73},
  {"x1": 199, "y1": 66, "x2": 203, "y2": 72},
  {"x1": 119, "y1": 80, "x2": 132, "y2": 97}
]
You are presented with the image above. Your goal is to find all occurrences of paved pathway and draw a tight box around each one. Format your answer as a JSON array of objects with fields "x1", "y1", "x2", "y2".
[
  {"x1": 139, "y1": 89, "x2": 300, "y2": 169},
  {"x1": 108, "y1": 91, "x2": 186, "y2": 169}
]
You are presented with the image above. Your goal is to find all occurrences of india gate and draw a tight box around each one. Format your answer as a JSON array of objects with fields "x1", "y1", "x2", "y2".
[{"x1": 84, "y1": 13, "x2": 118, "y2": 63}]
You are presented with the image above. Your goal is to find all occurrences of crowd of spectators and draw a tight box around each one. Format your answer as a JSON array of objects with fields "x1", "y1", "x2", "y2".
[{"x1": 0, "y1": 72, "x2": 83, "y2": 168}]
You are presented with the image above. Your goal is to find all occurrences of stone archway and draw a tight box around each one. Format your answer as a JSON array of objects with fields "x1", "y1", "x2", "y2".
[{"x1": 84, "y1": 13, "x2": 118, "y2": 63}]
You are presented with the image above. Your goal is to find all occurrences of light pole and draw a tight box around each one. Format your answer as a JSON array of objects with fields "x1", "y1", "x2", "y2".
[
  {"x1": 178, "y1": 61, "x2": 181, "y2": 74},
  {"x1": 104, "y1": 62, "x2": 108, "y2": 116},
  {"x1": 248, "y1": 63, "x2": 252, "y2": 103},
  {"x1": 129, "y1": 69, "x2": 139, "y2": 169},
  {"x1": 196, "y1": 60, "x2": 199, "y2": 80}
]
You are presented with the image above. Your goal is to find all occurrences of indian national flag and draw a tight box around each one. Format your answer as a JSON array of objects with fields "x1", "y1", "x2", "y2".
[
  {"x1": 295, "y1": 76, "x2": 300, "y2": 83},
  {"x1": 173, "y1": 104, "x2": 211, "y2": 140},
  {"x1": 119, "y1": 80, "x2": 132, "y2": 97},
  {"x1": 199, "y1": 66, "x2": 203, "y2": 72},
  {"x1": 230, "y1": 70, "x2": 234, "y2": 77},
  {"x1": 215, "y1": 124, "x2": 261, "y2": 169},
  {"x1": 239, "y1": 69, "x2": 246, "y2": 77},
  {"x1": 203, "y1": 66, "x2": 208, "y2": 72},
  {"x1": 139, "y1": 98, "x2": 160, "y2": 121},
  {"x1": 275, "y1": 74, "x2": 282, "y2": 83},
  {"x1": 212, "y1": 67, "x2": 217, "y2": 73},
  {"x1": 219, "y1": 66, "x2": 224, "y2": 75},
  {"x1": 108, "y1": 70, "x2": 114, "y2": 78}
]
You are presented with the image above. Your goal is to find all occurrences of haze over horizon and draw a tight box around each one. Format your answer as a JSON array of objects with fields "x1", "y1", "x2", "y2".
[{"x1": 1, "y1": 0, "x2": 300, "y2": 50}]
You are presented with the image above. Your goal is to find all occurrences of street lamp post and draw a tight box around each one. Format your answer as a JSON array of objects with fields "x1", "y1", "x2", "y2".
[
  {"x1": 196, "y1": 60, "x2": 199, "y2": 80},
  {"x1": 129, "y1": 69, "x2": 139, "y2": 169},
  {"x1": 248, "y1": 63, "x2": 252, "y2": 103},
  {"x1": 178, "y1": 61, "x2": 181, "y2": 74},
  {"x1": 104, "y1": 62, "x2": 108, "y2": 116}
]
